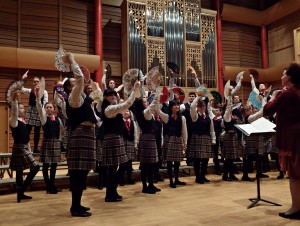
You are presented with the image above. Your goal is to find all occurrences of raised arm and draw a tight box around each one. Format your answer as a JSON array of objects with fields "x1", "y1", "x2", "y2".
[
  {"x1": 67, "y1": 53, "x2": 85, "y2": 108},
  {"x1": 36, "y1": 87, "x2": 47, "y2": 125},
  {"x1": 143, "y1": 87, "x2": 161, "y2": 120},
  {"x1": 250, "y1": 74, "x2": 259, "y2": 95},
  {"x1": 8, "y1": 91, "x2": 20, "y2": 128},
  {"x1": 181, "y1": 116, "x2": 188, "y2": 147},
  {"x1": 210, "y1": 118, "x2": 216, "y2": 144},
  {"x1": 223, "y1": 96, "x2": 232, "y2": 122},
  {"x1": 190, "y1": 96, "x2": 200, "y2": 122},
  {"x1": 231, "y1": 72, "x2": 243, "y2": 96}
]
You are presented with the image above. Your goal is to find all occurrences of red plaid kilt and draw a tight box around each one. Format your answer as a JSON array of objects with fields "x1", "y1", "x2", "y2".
[
  {"x1": 162, "y1": 135, "x2": 183, "y2": 162},
  {"x1": 138, "y1": 133, "x2": 158, "y2": 163},
  {"x1": 124, "y1": 139, "x2": 136, "y2": 161},
  {"x1": 25, "y1": 106, "x2": 41, "y2": 126},
  {"x1": 40, "y1": 138, "x2": 61, "y2": 163},
  {"x1": 10, "y1": 143, "x2": 39, "y2": 171},
  {"x1": 189, "y1": 134, "x2": 213, "y2": 159},
  {"x1": 102, "y1": 134, "x2": 128, "y2": 166},
  {"x1": 68, "y1": 125, "x2": 96, "y2": 170},
  {"x1": 222, "y1": 132, "x2": 243, "y2": 159}
]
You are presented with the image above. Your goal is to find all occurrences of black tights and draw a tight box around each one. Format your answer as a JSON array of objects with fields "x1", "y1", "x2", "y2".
[
  {"x1": 140, "y1": 163, "x2": 155, "y2": 189},
  {"x1": 26, "y1": 125, "x2": 41, "y2": 152},
  {"x1": 69, "y1": 169, "x2": 89, "y2": 211},
  {"x1": 193, "y1": 158, "x2": 209, "y2": 179},
  {"x1": 42, "y1": 163, "x2": 58, "y2": 190},
  {"x1": 16, "y1": 165, "x2": 40, "y2": 192},
  {"x1": 106, "y1": 165, "x2": 118, "y2": 198},
  {"x1": 167, "y1": 161, "x2": 180, "y2": 184},
  {"x1": 223, "y1": 159, "x2": 235, "y2": 177}
]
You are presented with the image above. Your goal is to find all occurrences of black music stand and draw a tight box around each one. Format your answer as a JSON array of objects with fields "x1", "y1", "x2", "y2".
[{"x1": 235, "y1": 125, "x2": 281, "y2": 209}]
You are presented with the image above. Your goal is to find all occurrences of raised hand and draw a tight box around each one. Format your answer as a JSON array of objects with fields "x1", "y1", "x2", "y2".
[
  {"x1": 22, "y1": 70, "x2": 29, "y2": 80},
  {"x1": 12, "y1": 90, "x2": 20, "y2": 101}
]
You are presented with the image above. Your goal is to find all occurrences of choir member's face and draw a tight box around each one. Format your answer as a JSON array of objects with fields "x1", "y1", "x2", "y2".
[
  {"x1": 33, "y1": 78, "x2": 40, "y2": 88},
  {"x1": 85, "y1": 85, "x2": 93, "y2": 95},
  {"x1": 171, "y1": 104, "x2": 179, "y2": 114},
  {"x1": 18, "y1": 104, "x2": 25, "y2": 118},
  {"x1": 233, "y1": 95, "x2": 240, "y2": 104},
  {"x1": 197, "y1": 104, "x2": 206, "y2": 114},
  {"x1": 109, "y1": 80, "x2": 115, "y2": 89},
  {"x1": 188, "y1": 94, "x2": 196, "y2": 103},
  {"x1": 107, "y1": 94, "x2": 117, "y2": 104},
  {"x1": 45, "y1": 103, "x2": 54, "y2": 115},
  {"x1": 213, "y1": 108, "x2": 222, "y2": 117},
  {"x1": 281, "y1": 70, "x2": 291, "y2": 87},
  {"x1": 122, "y1": 110, "x2": 130, "y2": 119}
]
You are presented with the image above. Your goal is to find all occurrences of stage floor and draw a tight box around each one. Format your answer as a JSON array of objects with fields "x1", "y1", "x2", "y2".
[{"x1": 0, "y1": 171, "x2": 298, "y2": 226}]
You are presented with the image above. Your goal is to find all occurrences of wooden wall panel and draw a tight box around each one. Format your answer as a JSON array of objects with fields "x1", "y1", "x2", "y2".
[
  {"x1": 268, "y1": 9, "x2": 300, "y2": 66},
  {"x1": 0, "y1": 0, "x2": 18, "y2": 47},
  {"x1": 222, "y1": 21, "x2": 261, "y2": 68}
]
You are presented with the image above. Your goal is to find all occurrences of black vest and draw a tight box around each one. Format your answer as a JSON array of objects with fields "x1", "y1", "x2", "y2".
[
  {"x1": 66, "y1": 96, "x2": 97, "y2": 127},
  {"x1": 194, "y1": 115, "x2": 211, "y2": 136},
  {"x1": 11, "y1": 120, "x2": 30, "y2": 144},
  {"x1": 164, "y1": 116, "x2": 182, "y2": 137},
  {"x1": 42, "y1": 117, "x2": 60, "y2": 139},
  {"x1": 224, "y1": 119, "x2": 237, "y2": 132},
  {"x1": 123, "y1": 119, "x2": 135, "y2": 141},
  {"x1": 154, "y1": 117, "x2": 163, "y2": 139},
  {"x1": 28, "y1": 89, "x2": 44, "y2": 106},
  {"x1": 139, "y1": 117, "x2": 155, "y2": 134},
  {"x1": 102, "y1": 113, "x2": 124, "y2": 135}
]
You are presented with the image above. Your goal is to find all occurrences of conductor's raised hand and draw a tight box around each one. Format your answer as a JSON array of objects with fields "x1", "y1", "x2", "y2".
[{"x1": 22, "y1": 70, "x2": 29, "y2": 80}]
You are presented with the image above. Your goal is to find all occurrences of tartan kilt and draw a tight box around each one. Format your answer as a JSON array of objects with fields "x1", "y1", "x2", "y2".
[
  {"x1": 124, "y1": 139, "x2": 136, "y2": 161},
  {"x1": 96, "y1": 139, "x2": 103, "y2": 162},
  {"x1": 264, "y1": 134, "x2": 278, "y2": 153},
  {"x1": 222, "y1": 132, "x2": 243, "y2": 159},
  {"x1": 189, "y1": 134, "x2": 213, "y2": 159},
  {"x1": 162, "y1": 135, "x2": 183, "y2": 162},
  {"x1": 40, "y1": 138, "x2": 61, "y2": 163},
  {"x1": 138, "y1": 133, "x2": 158, "y2": 163},
  {"x1": 10, "y1": 144, "x2": 39, "y2": 171},
  {"x1": 244, "y1": 135, "x2": 265, "y2": 156},
  {"x1": 25, "y1": 105, "x2": 41, "y2": 126},
  {"x1": 62, "y1": 126, "x2": 71, "y2": 152},
  {"x1": 68, "y1": 125, "x2": 96, "y2": 170},
  {"x1": 102, "y1": 134, "x2": 128, "y2": 166}
]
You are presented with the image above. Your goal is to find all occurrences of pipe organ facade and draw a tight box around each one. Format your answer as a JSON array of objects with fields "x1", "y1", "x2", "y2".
[{"x1": 122, "y1": 0, "x2": 217, "y2": 88}]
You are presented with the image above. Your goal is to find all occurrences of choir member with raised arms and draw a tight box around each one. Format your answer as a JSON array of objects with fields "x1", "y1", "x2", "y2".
[
  {"x1": 189, "y1": 97, "x2": 216, "y2": 184},
  {"x1": 36, "y1": 87, "x2": 64, "y2": 194},
  {"x1": 156, "y1": 100, "x2": 188, "y2": 188},
  {"x1": 9, "y1": 90, "x2": 40, "y2": 203},
  {"x1": 134, "y1": 88, "x2": 161, "y2": 194},
  {"x1": 101, "y1": 82, "x2": 140, "y2": 202},
  {"x1": 65, "y1": 53, "x2": 98, "y2": 217}
]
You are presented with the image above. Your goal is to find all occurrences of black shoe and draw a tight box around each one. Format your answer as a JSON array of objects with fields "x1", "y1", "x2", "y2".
[
  {"x1": 259, "y1": 173, "x2": 269, "y2": 178},
  {"x1": 187, "y1": 162, "x2": 193, "y2": 166},
  {"x1": 142, "y1": 187, "x2": 156, "y2": 194},
  {"x1": 175, "y1": 180, "x2": 187, "y2": 185},
  {"x1": 127, "y1": 178, "x2": 136, "y2": 185},
  {"x1": 71, "y1": 210, "x2": 92, "y2": 217},
  {"x1": 105, "y1": 196, "x2": 122, "y2": 202},
  {"x1": 202, "y1": 177, "x2": 210, "y2": 183},
  {"x1": 47, "y1": 188, "x2": 58, "y2": 194},
  {"x1": 229, "y1": 175, "x2": 238, "y2": 181},
  {"x1": 152, "y1": 178, "x2": 158, "y2": 183},
  {"x1": 277, "y1": 172, "x2": 284, "y2": 179},
  {"x1": 169, "y1": 183, "x2": 176, "y2": 188},
  {"x1": 279, "y1": 211, "x2": 300, "y2": 219},
  {"x1": 222, "y1": 176, "x2": 232, "y2": 182},
  {"x1": 148, "y1": 185, "x2": 161, "y2": 192},
  {"x1": 215, "y1": 171, "x2": 222, "y2": 175},
  {"x1": 195, "y1": 178, "x2": 204, "y2": 184},
  {"x1": 70, "y1": 206, "x2": 90, "y2": 213},
  {"x1": 234, "y1": 157, "x2": 242, "y2": 162},
  {"x1": 53, "y1": 186, "x2": 62, "y2": 192},
  {"x1": 242, "y1": 176, "x2": 255, "y2": 182}
]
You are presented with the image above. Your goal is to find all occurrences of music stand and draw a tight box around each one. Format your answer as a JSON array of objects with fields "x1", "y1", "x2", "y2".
[{"x1": 235, "y1": 125, "x2": 281, "y2": 209}]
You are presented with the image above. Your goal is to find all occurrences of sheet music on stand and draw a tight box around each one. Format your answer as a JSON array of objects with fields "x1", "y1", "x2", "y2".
[
  {"x1": 235, "y1": 117, "x2": 276, "y2": 136},
  {"x1": 235, "y1": 117, "x2": 280, "y2": 209}
]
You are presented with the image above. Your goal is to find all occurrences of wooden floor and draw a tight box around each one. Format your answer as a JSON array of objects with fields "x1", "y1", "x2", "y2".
[{"x1": 0, "y1": 171, "x2": 299, "y2": 226}]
